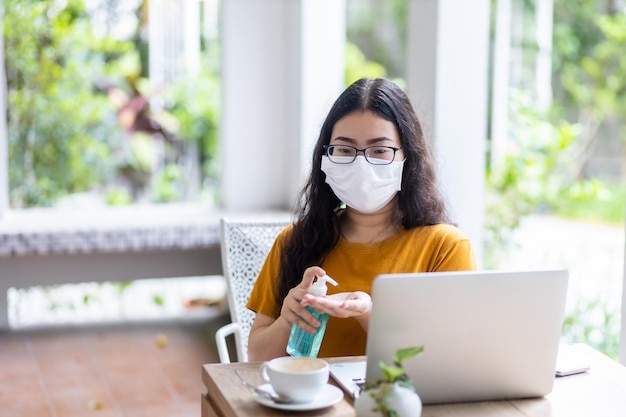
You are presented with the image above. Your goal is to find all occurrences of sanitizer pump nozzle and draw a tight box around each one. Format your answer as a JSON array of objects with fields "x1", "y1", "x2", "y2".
[{"x1": 309, "y1": 275, "x2": 338, "y2": 297}]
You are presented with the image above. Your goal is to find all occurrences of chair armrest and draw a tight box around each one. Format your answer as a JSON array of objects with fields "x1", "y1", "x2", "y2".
[{"x1": 215, "y1": 322, "x2": 239, "y2": 364}]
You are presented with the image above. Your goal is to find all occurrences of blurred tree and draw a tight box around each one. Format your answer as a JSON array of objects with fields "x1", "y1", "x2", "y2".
[
  {"x1": 552, "y1": 0, "x2": 626, "y2": 180},
  {"x1": 345, "y1": 42, "x2": 387, "y2": 86},
  {"x1": 4, "y1": 0, "x2": 131, "y2": 207},
  {"x1": 484, "y1": 0, "x2": 626, "y2": 265},
  {"x1": 346, "y1": 0, "x2": 407, "y2": 80},
  {"x1": 4, "y1": 0, "x2": 221, "y2": 207}
]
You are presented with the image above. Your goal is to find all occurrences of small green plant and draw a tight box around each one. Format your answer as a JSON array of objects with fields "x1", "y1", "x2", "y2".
[
  {"x1": 368, "y1": 346, "x2": 424, "y2": 390},
  {"x1": 362, "y1": 346, "x2": 424, "y2": 417}
]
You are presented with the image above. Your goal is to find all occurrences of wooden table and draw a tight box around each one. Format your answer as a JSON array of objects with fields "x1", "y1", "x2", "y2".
[{"x1": 202, "y1": 344, "x2": 626, "y2": 417}]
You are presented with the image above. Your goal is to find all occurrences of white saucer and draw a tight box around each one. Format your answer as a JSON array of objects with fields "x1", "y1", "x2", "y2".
[{"x1": 252, "y1": 383, "x2": 344, "y2": 411}]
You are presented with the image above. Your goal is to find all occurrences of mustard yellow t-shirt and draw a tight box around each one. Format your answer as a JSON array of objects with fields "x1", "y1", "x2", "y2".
[{"x1": 246, "y1": 223, "x2": 476, "y2": 358}]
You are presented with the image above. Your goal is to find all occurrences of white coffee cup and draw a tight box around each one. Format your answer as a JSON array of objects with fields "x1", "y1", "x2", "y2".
[{"x1": 259, "y1": 356, "x2": 330, "y2": 403}]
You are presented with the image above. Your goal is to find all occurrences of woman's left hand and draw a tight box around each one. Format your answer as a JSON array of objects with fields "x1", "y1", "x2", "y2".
[{"x1": 300, "y1": 291, "x2": 372, "y2": 319}]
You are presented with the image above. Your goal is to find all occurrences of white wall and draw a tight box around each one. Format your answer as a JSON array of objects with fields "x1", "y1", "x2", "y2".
[
  {"x1": 299, "y1": 0, "x2": 346, "y2": 185},
  {"x1": 219, "y1": 0, "x2": 345, "y2": 211},
  {"x1": 407, "y1": 0, "x2": 491, "y2": 266}
]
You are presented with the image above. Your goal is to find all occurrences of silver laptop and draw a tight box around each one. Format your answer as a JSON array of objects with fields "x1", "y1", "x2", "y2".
[{"x1": 343, "y1": 269, "x2": 568, "y2": 404}]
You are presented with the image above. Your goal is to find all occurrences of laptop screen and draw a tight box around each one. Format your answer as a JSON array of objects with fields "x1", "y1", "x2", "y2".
[{"x1": 363, "y1": 269, "x2": 568, "y2": 404}]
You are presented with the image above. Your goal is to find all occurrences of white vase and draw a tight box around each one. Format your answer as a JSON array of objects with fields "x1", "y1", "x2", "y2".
[{"x1": 354, "y1": 382, "x2": 422, "y2": 417}]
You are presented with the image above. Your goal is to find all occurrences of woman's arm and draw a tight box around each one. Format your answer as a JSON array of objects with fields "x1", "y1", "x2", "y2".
[
  {"x1": 247, "y1": 266, "x2": 326, "y2": 361},
  {"x1": 247, "y1": 313, "x2": 292, "y2": 361}
]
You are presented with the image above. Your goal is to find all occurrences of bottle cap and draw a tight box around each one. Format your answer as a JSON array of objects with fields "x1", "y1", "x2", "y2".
[{"x1": 309, "y1": 275, "x2": 338, "y2": 297}]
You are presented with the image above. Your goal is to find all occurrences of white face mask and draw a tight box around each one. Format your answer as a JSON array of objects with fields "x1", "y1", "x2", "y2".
[{"x1": 321, "y1": 155, "x2": 404, "y2": 213}]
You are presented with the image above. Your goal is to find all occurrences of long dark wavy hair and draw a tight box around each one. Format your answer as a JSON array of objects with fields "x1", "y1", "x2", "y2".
[{"x1": 276, "y1": 78, "x2": 452, "y2": 302}]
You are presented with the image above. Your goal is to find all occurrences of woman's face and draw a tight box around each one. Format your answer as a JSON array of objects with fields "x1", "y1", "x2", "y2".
[{"x1": 329, "y1": 111, "x2": 404, "y2": 161}]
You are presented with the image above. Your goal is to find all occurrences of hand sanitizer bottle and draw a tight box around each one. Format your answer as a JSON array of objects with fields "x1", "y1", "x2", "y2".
[{"x1": 286, "y1": 275, "x2": 338, "y2": 357}]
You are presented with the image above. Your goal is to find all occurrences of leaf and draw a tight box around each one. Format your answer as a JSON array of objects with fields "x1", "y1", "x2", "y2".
[
  {"x1": 393, "y1": 346, "x2": 424, "y2": 366},
  {"x1": 155, "y1": 333, "x2": 168, "y2": 348},
  {"x1": 369, "y1": 346, "x2": 424, "y2": 386},
  {"x1": 153, "y1": 295, "x2": 164, "y2": 306},
  {"x1": 380, "y1": 362, "x2": 406, "y2": 383},
  {"x1": 87, "y1": 399, "x2": 104, "y2": 410},
  {"x1": 82, "y1": 294, "x2": 94, "y2": 305}
]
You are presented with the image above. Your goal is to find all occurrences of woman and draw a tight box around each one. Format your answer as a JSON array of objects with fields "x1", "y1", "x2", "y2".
[{"x1": 246, "y1": 78, "x2": 476, "y2": 361}]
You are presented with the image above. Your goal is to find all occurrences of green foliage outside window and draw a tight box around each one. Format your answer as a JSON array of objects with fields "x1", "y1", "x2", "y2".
[
  {"x1": 345, "y1": 42, "x2": 388, "y2": 87},
  {"x1": 163, "y1": 68, "x2": 221, "y2": 204},
  {"x1": 485, "y1": 1, "x2": 626, "y2": 266},
  {"x1": 4, "y1": 0, "x2": 221, "y2": 208},
  {"x1": 553, "y1": 2, "x2": 626, "y2": 180},
  {"x1": 484, "y1": 89, "x2": 583, "y2": 267},
  {"x1": 484, "y1": 0, "x2": 625, "y2": 360},
  {"x1": 4, "y1": 0, "x2": 129, "y2": 207}
]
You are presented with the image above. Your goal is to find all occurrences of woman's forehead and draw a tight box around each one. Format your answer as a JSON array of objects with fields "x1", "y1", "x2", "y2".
[{"x1": 331, "y1": 111, "x2": 399, "y2": 144}]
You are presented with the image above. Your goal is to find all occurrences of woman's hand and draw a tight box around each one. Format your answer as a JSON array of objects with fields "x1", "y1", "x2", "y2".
[
  {"x1": 301, "y1": 291, "x2": 372, "y2": 317},
  {"x1": 279, "y1": 266, "x2": 327, "y2": 334},
  {"x1": 249, "y1": 266, "x2": 372, "y2": 361},
  {"x1": 300, "y1": 291, "x2": 372, "y2": 331},
  {"x1": 249, "y1": 266, "x2": 329, "y2": 361}
]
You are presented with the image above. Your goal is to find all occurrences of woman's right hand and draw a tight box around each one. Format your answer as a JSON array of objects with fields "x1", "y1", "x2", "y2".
[
  {"x1": 248, "y1": 265, "x2": 326, "y2": 361},
  {"x1": 279, "y1": 265, "x2": 327, "y2": 334}
]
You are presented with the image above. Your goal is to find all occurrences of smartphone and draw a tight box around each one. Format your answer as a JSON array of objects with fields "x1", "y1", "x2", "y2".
[{"x1": 555, "y1": 344, "x2": 591, "y2": 377}]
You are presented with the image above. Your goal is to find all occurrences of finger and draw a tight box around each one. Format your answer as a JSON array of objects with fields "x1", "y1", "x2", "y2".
[
  {"x1": 300, "y1": 295, "x2": 330, "y2": 313},
  {"x1": 300, "y1": 293, "x2": 318, "y2": 305},
  {"x1": 339, "y1": 300, "x2": 359, "y2": 311},
  {"x1": 292, "y1": 312, "x2": 319, "y2": 334},
  {"x1": 287, "y1": 284, "x2": 310, "y2": 304},
  {"x1": 298, "y1": 305, "x2": 321, "y2": 326},
  {"x1": 300, "y1": 266, "x2": 326, "y2": 289}
]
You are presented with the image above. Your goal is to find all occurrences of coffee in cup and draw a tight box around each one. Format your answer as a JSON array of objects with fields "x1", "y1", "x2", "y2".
[{"x1": 259, "y1": 356, "x2": 329, "y2": 403}]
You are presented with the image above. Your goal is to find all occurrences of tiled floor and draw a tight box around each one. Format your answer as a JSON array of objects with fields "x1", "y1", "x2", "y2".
[{"x1": 0, "y1": 314, "x2": 231, "y2": 417}]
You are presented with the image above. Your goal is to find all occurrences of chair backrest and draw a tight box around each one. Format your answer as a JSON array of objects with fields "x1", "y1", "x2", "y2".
[{"x1": 220, "y1": 216, "x2": 292, "y2": 362}]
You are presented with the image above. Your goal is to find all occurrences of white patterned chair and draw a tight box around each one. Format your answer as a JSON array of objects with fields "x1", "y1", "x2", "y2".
[{"x1": 215, "y1": 217, "x2": 292, "y2": 363}]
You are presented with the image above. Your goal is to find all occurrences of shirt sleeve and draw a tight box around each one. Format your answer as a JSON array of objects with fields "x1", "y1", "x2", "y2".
[
  {"x1": 429, "y1": 224, "x2": 477, "y2": 271},
  {"x1": 245, "y1": 225, "x2": 292, "y2": 319}
]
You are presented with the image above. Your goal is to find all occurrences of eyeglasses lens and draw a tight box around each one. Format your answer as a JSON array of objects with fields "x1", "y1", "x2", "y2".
[{"x1": 326, "y1": 145, "x2": 395, "y2": 165}]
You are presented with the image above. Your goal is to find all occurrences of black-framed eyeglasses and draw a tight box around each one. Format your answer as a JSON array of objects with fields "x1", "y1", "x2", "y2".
[{"x1": 323, "y1": 145, "x2": 401, "y2": 165}]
